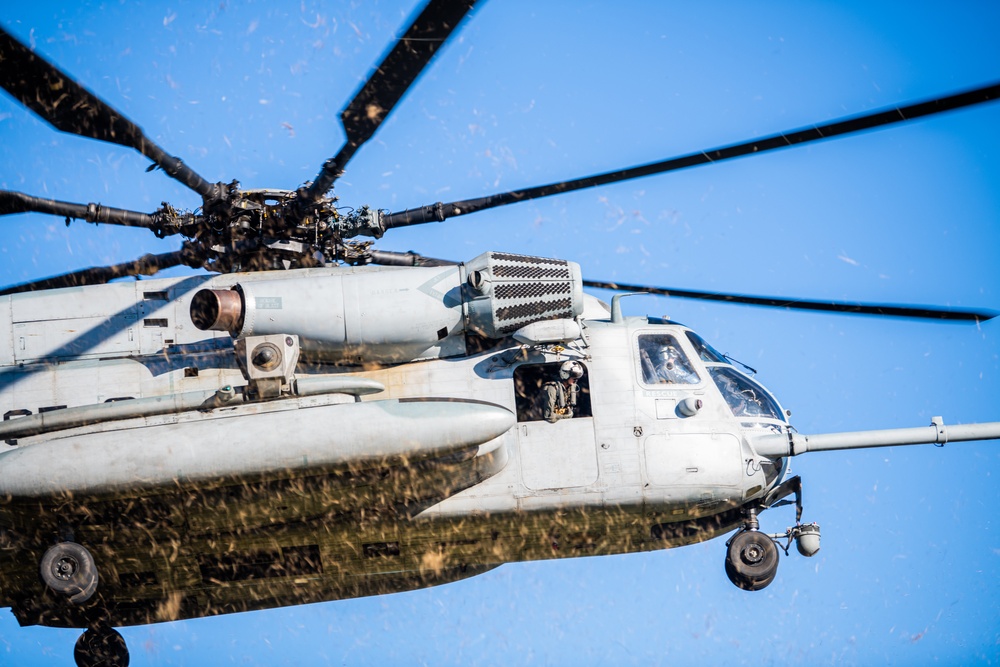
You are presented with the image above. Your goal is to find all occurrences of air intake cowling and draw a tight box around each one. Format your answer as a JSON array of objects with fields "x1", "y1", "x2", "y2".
[{"x1": 462, "y1": 252, "x2": 584, "y2": 338}]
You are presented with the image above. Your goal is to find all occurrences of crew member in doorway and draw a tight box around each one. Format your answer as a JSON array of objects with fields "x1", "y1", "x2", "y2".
[{"x1": 542, "y1": 360, "x2": 583, "y2": 423}]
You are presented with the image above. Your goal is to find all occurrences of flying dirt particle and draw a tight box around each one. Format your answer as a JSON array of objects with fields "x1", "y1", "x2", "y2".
[
  {"x1": 837, "y1": 254, "x2": 859, "y2": 266},
  {"x1": 302, "y1": 13, "x2": 324, "y2": 30},
  {"x1": 420, "y1": 549, "x2": 445, "y2": 575},
  {"x1": 155, "y1": 592, "x2": 184, "y2": 622}
]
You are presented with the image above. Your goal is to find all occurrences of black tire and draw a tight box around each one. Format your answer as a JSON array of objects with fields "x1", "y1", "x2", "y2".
[
  {"x1": 725, "y1": 530, "x2": 779, "y2": 591},
  {"x1": 39, "y1": 542, "x2": 99, "y2": 604},
  {"x1": 725, "y1": 553, "x2": 777, "y2": 591},
  {"x1": 74, "y1": 625, "x2": 130, "y2": 667}
]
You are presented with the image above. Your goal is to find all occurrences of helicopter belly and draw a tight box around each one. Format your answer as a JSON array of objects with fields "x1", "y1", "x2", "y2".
[{"x1": 0, "y1": 397, "x2": 515, "y2": 500}]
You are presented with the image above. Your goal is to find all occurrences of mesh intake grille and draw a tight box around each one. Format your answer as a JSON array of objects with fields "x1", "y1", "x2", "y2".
[
  {"x1": 465, "y1": 251, "x2": 582, "y2": 338},
  {"x1": 490, "y1": 252, "x2": 568, "y2": 266},
  {"x1": 494, "y1": 282, "x2": 572, "y2": 300},
  {"x1": 496, "y1": 298, "x2": 574, "y2": 322},
  {"x1": 492, "y1": 264, "x2": 572, "y2": 279}
]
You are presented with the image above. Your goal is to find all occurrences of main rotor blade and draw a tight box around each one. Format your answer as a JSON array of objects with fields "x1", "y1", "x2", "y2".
[
  {"x1": 301, "y1": 0, "x2": 477, "y2": 203},
  {"x1": 583, "y1": 279, "x2": 998, "y2": 323},
  {"x1": 0, "y1": 190, "x2": 158, "y2": 228},
  {"x1": 0, "y1": 26, "x2": 217, "y2": 199},
  {"x1": 0, "y1": 251, "x2": 187, "y2": 296},
  {"x1": 381, "y1": 80, "x2": 1000, "y2": 229},
  {"x1": 363, "y1": 250, "x2": 995, "y2": 321}
]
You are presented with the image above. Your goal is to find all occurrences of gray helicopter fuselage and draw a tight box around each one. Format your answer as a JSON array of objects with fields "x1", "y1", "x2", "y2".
[
  {"x1": 0, "y1": 262, "x2": 788, "y2": 628},
  {"x1": 4, "y1": 259, "x2": 995, "y2": 631}
]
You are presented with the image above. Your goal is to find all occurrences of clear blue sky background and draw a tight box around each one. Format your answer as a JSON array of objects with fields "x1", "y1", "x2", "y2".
[{"x1": 2, "y1": 1, "x2": 999, "y2": 665}]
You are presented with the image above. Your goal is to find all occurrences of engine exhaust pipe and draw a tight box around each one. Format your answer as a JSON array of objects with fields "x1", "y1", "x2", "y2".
[{"x1": 190, "y1": 288, "x2": 244, "y2": 333}]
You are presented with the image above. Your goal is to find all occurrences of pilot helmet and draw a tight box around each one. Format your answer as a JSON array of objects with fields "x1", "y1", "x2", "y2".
[
  {"x1": 659, "y1": 345, "x2": 678, "y2": 359},
  {"x1": 559, "y1": 360, "x2": 584, "y2": 380}
]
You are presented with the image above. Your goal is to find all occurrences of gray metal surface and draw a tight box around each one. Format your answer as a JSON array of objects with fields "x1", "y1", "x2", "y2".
[
  {"x1": 0, "y1": 398, "x2": 514, "y2": 498},
  {"x1": 752, "y1": 419, "x2": 1000, "y2": 457}
]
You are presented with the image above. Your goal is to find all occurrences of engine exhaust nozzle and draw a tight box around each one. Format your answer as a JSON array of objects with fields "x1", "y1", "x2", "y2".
[{"x1": 190, "y1": 288, "x2": 244, "y2": 333}]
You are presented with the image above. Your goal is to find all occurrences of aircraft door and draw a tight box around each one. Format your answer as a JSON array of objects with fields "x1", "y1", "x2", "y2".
[{"x1": 513, "y1": 361, "x2": 598, "y2": 491}]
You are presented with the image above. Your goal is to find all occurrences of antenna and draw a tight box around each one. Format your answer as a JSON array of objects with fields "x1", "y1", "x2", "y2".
[{"x1": 610, "y1": 292, "x2": 647, "y2": 323}]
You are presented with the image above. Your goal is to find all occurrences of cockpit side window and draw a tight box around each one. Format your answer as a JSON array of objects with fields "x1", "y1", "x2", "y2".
[
  {"x1": 685, "y1": 331, "x2": 727, "y2": 363},
  {"x1": 638, "y1": 334, "x2": 700, "y2": 385},
  {"x1": 709, "y1": 367, "x2": 782, "y2": 419}
]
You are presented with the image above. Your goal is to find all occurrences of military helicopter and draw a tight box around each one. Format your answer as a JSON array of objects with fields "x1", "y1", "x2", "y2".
[{"x1": 2, "y1": 2, "x2": 1000, "y2": 666}]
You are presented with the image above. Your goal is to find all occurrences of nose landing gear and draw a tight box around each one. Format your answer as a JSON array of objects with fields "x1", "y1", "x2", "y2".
[{"x1": 724, "y1": 476, "x2": 822, "y2": 591}]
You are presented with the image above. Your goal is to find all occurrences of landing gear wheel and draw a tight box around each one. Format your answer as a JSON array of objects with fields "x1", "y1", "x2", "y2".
[
  {"x1": 725, "y1": 530, "x2": 779, "y2": 591},
  {"x1": 74, "y1": 625, "x2": 129, "y2": 667},
  {"x1": 40, "y1": 542, "x2": 99, "y2": 604}
]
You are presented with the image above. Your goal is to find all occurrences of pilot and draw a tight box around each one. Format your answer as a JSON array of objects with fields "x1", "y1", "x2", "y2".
[
  {"x1": 717, "y1": 374, "x2": 746, "y2": 415},
  {"x1": 542, "y1": 360, "x2": 583, "y2": 423},
  {"x1": 716, "y1": 373, "x2": 761, "y2": 417},
  {"x1": 649, "y1": 345, "x2": 698, "y2": 384}
]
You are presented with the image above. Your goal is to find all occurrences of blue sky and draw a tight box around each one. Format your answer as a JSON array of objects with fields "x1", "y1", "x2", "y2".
[{"x1": 2, "y1": 1, "x2": 999, "y2": 665}]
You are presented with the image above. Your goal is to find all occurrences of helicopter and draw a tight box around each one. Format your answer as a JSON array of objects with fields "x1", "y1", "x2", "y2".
[{"x1": 1, "y1": 1, "x2": 1000, "y2": 667}]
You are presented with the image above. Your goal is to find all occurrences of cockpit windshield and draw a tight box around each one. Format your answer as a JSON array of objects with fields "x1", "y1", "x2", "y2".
[
  {"x1": 638, "y1": 334, "x2": 700, "y2": 384},
  {"x1": 686, "y1": 331, "x2": 727, "y2": 363},
  {"x1": 709, "y1": 367, "x2": 783, "y2": 420}
]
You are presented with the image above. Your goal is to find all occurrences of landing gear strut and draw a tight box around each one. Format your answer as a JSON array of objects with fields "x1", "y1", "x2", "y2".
[
  {"x1": 39, "y1": 541, "x2": 98, "y2": 604},
  {"x1": 723, "y1": 476, "x2": 822, "y2": 591},
  {"x1": 36, "y1": 540, "x2": 128, "y2": 665},
  {"x1": 74, "y1": 624, "x2": 130, "y2": 667}
]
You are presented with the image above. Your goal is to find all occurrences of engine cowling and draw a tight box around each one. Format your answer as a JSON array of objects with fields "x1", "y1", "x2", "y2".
[{"x1": 190, "y1": 251, "x2": 584, "y2": 363}]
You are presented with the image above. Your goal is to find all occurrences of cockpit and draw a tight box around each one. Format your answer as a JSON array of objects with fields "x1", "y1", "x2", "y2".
[
  {"x1": 638, "y1": 334, "x2": 700, "y2": 385},
  {"x1": 686, "y1": 330, "x2": 784, "y2": 421},
  {"x1": 708, "y1": 366, "x2": 783, "y2": 419},
  {"x1": 636, "y1": 327, "x2": 785, "y2": 423}
]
